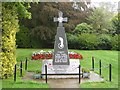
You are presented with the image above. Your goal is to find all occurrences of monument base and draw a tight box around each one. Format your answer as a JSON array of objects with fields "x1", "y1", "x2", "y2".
[{"x1": 42, "y1": 59, "x2": 81, "y2": 78}]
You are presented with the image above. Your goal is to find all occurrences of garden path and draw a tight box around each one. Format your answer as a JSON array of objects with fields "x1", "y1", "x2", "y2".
[{"x1": 22, "y1": 71, "x2": 104, "y2": 88}]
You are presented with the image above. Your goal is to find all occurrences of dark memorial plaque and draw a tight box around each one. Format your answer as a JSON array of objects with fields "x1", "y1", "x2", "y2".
[{"x1": 53, "y1": 11, "x2": 69, "y2": 65}]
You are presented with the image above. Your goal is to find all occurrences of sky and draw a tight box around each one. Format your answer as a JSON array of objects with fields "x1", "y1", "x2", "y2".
[
  {"x1": 91, "y1": 0, "x2": 119, "y2": 13},
  {"x1": 91, "y1": 0, "x2": 119, "y2": 2}
]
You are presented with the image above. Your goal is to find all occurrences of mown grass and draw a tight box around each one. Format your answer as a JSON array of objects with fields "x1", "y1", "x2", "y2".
[
  {"x1": 16, "y1": 48, "x2": 53, "y2": 62},
  {"x1": 2, "y1": 49, "x2": 118, "y2": 88},
  {"x1": 2, "y1": 49, "x2": 50, "y2": 88},
  {"x1": 2, "y1": 65, "x2": 49, "y2": 88},
  {"x1": 75, "y1": 50, "x2": 118, "y2": 88},
  {"x1": 2, "y1": 77, "x2": 48, "y2": 88}
]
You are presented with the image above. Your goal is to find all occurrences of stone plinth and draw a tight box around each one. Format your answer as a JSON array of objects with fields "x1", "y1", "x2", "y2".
[{"x1": 42, "y1": 59, "x2": 80, "y2": 78}]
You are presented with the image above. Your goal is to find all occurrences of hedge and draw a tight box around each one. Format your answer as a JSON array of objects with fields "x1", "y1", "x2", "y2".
[{"x1": 67, "y1": 33, "x2": 119, "y2": 50}]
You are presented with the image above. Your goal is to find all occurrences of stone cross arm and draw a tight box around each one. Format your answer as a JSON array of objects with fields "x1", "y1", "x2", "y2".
[
  {"x1": 54, "y1": 11, "x2": 68, "y2": 27},
  {"x1": 54, "y1": 17, "x2": 68, "y2": 23}
]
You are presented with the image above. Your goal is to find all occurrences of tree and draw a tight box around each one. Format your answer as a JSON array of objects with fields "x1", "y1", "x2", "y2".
[
  {"x1": 87, "y1": 2, "x2": 114, "y2": 34},
  {"x1": 16, "y1": 25, "x2": 31, "y2": 48},
  {"x1": 17, "y1": 2, "x2": 92, "y2": 48},
  {"x1": 1, "y1": 2, "x2": 31, "y2": 78},
  {"x1": 112, "y1": 13, "x2": 120, "y2": 34}
]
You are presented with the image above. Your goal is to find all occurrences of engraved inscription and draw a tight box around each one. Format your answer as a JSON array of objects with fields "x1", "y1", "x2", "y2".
[{"x1": 55, "y1": 52, "x2": 67, "y2": 63}]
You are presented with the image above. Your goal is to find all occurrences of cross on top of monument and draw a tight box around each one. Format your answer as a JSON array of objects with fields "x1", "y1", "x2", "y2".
[{"x1": 54, "y1": 11, "x2": 68, "y2": 27}]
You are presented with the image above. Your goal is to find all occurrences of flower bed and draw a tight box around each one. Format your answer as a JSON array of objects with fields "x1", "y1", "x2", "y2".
[{"x1": 31, "y1": 50, "x2": 83, "y2": 60}]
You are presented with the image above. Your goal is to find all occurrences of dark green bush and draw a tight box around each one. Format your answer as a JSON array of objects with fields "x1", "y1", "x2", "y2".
[
  {"x1": 79, "y1": 34, "x2": 98, "y2": 50},
  {"x1": 111, "y1": 35, "x2": 119, "y2": 50},
  {"x1": 17, "y1": 29, "x2": 119, "y2": 50},
  {"x1": 77, "y1": 35, "x2": 87, "y2": 49},
  {"x1": 67, "y1": 34, "x2": 80, "y2": 49},
  {"x1": 16, "y1": 25, "x2": 31, "y2": 48},
  {"x1": 74, "y1": 23, "x2": 93, "y2": 34},
  {"x1": 97, "y1": 34, "x2": 112, "y2": 50},
  {"x1": 68, "y1": 33, "x2": 119, "y2": 50},
  {"x1": 68, "y1": 33, "x2": 98, "y2": 50}
]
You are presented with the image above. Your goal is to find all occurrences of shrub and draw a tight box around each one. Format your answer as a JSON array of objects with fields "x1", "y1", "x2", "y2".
[
  {"x1": 97, "y1": 34, "x2": 112, "y2": 50},
  {"x1": 1, "y1": 3, "x2": 31, "y2": 79},
  {"x1": 2, "y1": 6, "x2": 18, "y2": 78},
  {"x1": 82, "y1": 68, "x2": 90, "y2": 73},
  {"x1": 35, "y1": 70, "x2": 41, "y2": 74},
  {"x1": 67, "y1": 34, "x2": 80, "y2": 49},
  {"x1": 79, "y1": 34, "x2": 98, "y2": 50},
  {"x1": 74, "y1": 23, "x2": 93, "y2": 34},
  {"x1": 111, "y1": 35, "x2": 119, "y2": 50},
  {"x1": 16, "y1": 25, "x2": 31, "y2": 48},
  {"x1": 67, "y1": 33, "x2": 119, "y2": 50}
]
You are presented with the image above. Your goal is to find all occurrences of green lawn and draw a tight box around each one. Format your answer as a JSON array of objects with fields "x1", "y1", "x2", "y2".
[
  {"x1": 2, "y1": 49, "x2": 50, "y2": 88},
  {"x1": 2, "y1": 60, "x2": 49, "y2": 88},
  {"x1": 76, "y1": 50, "x2": 118, "y2": 88},
  {"x1": 2, "y1": 49, "x2": 118, "y2": 88},
  {"x1": 2, "y1": 77, "x2": 48, "y2": 88}
]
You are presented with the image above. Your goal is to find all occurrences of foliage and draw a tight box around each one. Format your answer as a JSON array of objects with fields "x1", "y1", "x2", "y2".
[
  {"x1": 79, "y1": 34, "x2": 98, "y2": 50},
  {"x1": 112, "y1": 13, "x2": 120, "y2": 34},
  {"x1": 17, "y1": 2, "x2": 92, "y2": 48},
  {"x1": 111, "y1": 35, "x2": 119, "y2": 50},
  {"x1": 87, "y1": 3, "x2": 114, "y2": 34},
  {"x1": 15, "y1": 2, "x2": 119, "y2": 50},
  {"x1": 68, "y1": 33, "x2": 99, "y2": 50},
  {"x1": 2, "y1": 3, "x2": 19, "y2": 78},
  {"x1": 67, "y1": 33, "x2": 119, "y2": 50},
  {"x1": 35, "y1": 70, "x2": 41, "y2": 74},
  {"x1": 16, "y1": 25, "x2": 31, "y2": 48},
  {"x1": 67, "y1": 33, "x2": 79, "y2": 49},
  {"x1": 97, "y1": 34, "x2": 112, "y2": 50},
  {"x1": 82, "y1": 67, "x2": 90, "y2": 73},
  {"x1": 1, "y1": 2, "x2": 31, "y2": 78},
  {"x1": 74, "y1": 23, "x2": 93, "y2": 34}
]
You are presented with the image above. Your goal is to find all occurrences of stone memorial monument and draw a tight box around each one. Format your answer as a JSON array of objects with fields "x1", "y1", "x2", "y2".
[
  {"x1": 53, "y1": 11, "x2": 69, "y2": 66},
  {"x1": 52, "y1": 11, "x2": 70, "y2": 73},
  {"x1": 42, "y1": 11, "x2": 80, "y2": 78}
]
